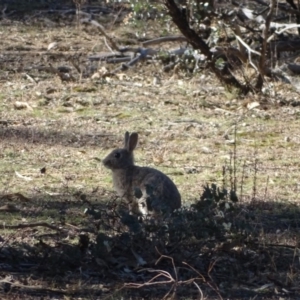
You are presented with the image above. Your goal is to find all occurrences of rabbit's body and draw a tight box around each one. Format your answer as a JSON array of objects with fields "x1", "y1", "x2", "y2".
[{"x1": 103, "y1": 132, "x2": 181, "y2": 216}]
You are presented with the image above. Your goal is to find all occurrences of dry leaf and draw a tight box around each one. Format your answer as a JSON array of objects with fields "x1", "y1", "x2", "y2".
[
  {"x1": 24, "y1": 73, "x2": 37, "y2": 83},
  {"x1": 47, "y1": 42, "x2": 58, "y2": 51},
  {"x1": 99, "y1": 66, "x2": 109, "y2": 76},
  {"x1": 91, "y1": 72, "x2": 100, "y2": 79},
  {"x1": 15, "y1": 171, "x2": 32, "y2": 181},
  {"x1": 247, "y1": 101, "x2": 260, "y2": 110},
  {"x1": 116, "y1": 73, "x2": 128, "y2": 80},
  {"x1": 201, "y1": 146, "x2": 212, "y2": 154}
]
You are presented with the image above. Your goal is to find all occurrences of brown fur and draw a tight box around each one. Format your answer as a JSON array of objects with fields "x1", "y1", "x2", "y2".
[{"x1": 102, "y1": 132, "x2": 181, "y2": 215}]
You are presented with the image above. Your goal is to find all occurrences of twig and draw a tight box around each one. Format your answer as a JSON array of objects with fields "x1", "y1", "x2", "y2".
[
  {"x1": 107, "y1": 57, "x2": 132, "y2": 63},
  {"x1": 123, "y1": 251, "x2": 205, "y2": 299},
  {"x1": 73, "y1": 0, "x2": 87, "y2": 28},
  {"x1": 81, "y1": 19, "x2": 120, "y2": 51},
  {"x1": 229, "y1": 151, "x2": 233, "y2": 191},
  {"x1": 164, "y1": 0, "x2": 249, "y2": 93},
  {"x1": 155, "y1": 249, "x2": 179, "y2": 299},
  {"x1": 1, "y1": 4, "x2": 7, "y2": 19},
  {"x1": 65, "y1": 223, "x2": 80, "y2": 230},
  {"x1": 231, "y1": 22, "x2": 247, "y2": 60},
  {"x1": 24, "y1": 73, "x2": 37, "y2": 84},
  {"x1": 112, "y1": 6, "x2": 125, "y2": 26},
  {"x1": 267, "y1": 23, "x2": 300, "y2": 42},
  {"x1": 182, "y1": 262, "x2": 206, "y2": 282},
  {"x1": 124, "y1": 267, "x2": 200, "y2": 299},
  {"x1": 88, "y1": 53, "x2": 121, "y2": 61},
  {"x1": 69, "y1": 57, "x2": 82, "y2": 74},
  {"x1": 240, "y1": 160, "x2": 246, "y2": 202},
  {"x1": 103, "y1": 37, "x2": 114, "y2": 53},
  {"x1": 183, "y1": 261, "x2": 223, "y2": 300},
  {"x1": 111, "y1": 48, "x2": 157, "y2": 73},
  {"x1": 256, "y1": 0, "x2": 276, "y2": 89},
  {"x1": 193, "y1": 281, "x2": 204, "y2": 300},
  {"x1": 0, "y1": 280, "x2": 67, "y2": 294},
  {"x1": 207, "y1": 259, "x2": 223, "y2": 300},
  {"x1": 252, "y1": 156, "x2": 259, "y2": 201},
  {"x1": 234, "y1": 34, "x2": 260, "y2": 72},
  {"x1": 233, "y1": 123, "x2": 237, "y2": 192},
  {"x1": 264, "y1": 175, "x2": 269, "y2": 200},
  {"x1": 155, "y1": 248, "x2": 178, "y2": 282},
  {"x1": 222, "y1": 165, "x2": 226, "y2": 190},
  {"x1": 124, "y1": 270, "x2": 175, "y2": 288}
]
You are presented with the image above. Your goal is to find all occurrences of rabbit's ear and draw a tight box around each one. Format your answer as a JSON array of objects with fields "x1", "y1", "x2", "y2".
[
  {"x1": 128, "y1": 132, "x2": 138, "y2": 152},
  {"x1": 124, "y1": 131, "x2": 130, "y2": 148}
]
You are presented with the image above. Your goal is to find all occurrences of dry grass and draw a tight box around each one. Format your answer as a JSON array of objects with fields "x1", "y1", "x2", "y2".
[
  {"x1": 2, "y1": 68, "x2": 300, "y2": 204},
  {"x1": 1, "y1": 1, "x2": 300, "y2": 299}
]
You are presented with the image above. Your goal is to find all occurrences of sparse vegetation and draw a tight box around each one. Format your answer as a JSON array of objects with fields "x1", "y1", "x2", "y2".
[{"x1": 0, "y1": 0, "x2": 300, "y2": 299}]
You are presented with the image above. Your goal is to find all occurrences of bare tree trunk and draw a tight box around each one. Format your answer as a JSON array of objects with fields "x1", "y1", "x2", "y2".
[
  {"x1": 164, "y1": 0, "x2": 250, "y2": 94},
  {"x1": 255, "y1": 0, "x2": 275, "y2": 89}
]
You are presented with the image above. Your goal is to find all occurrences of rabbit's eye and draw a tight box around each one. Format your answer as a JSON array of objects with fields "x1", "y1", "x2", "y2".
[{"x1": 114, "y1": 152, "x2": 121, "y2": 158}]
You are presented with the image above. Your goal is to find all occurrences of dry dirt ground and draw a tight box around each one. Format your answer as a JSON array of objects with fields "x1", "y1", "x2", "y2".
[{"x1": 0, "y1": 1, "x2": 300, "y2": 299}]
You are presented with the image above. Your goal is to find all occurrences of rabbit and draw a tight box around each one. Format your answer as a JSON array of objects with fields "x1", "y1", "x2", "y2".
[{"x1": 102, "y1": 132, "x2": 181, "y2": 216}]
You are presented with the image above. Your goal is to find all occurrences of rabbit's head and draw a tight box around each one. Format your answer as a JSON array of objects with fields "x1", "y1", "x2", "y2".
[{"x1": 102, "y1": 132, "x2": 138, "y2": 170}]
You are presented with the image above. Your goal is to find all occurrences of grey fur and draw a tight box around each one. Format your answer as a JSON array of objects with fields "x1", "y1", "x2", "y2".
[{"x1": 102, "y1": 132, "x2": 181, "y2": 215}]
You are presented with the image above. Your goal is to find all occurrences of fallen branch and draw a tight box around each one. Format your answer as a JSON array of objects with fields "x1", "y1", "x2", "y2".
[
  {"x1": 118, "y1": 248, "x2": 203, "y2": 297},
  {"x1": 110, "y1": 48, "x2": 158, "y2": 73},
  {"x1": 183, "y1": 261, "x2": 222, "y2": 300}
]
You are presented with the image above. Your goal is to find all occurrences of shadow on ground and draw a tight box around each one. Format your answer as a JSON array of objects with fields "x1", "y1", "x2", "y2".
[
  {"x1": 0, "y1": 123, "x2": 121, "y2": 149},
  {"x1": 2, "y1": 0, "x2": 119, "y2": 23},
  {"x1": 0, "y1": 188, "x2": 299, "y2": 299}
]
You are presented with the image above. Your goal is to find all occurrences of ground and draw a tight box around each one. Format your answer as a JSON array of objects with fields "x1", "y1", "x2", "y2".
[{"x1": 0, "y1": 1, "x2": 300, "y2": 299}]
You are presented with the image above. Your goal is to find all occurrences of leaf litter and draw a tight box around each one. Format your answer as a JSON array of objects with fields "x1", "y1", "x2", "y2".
[{"x1": 0, "y1": 1, "x2": 300, "y2": 299}]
